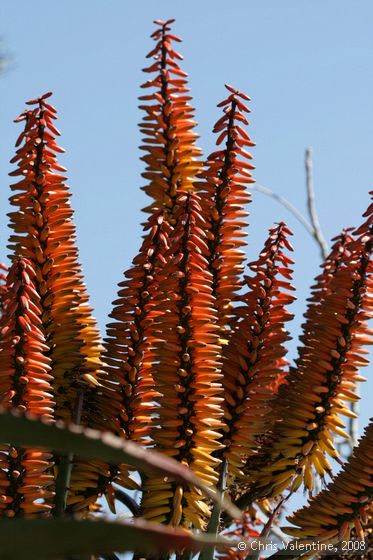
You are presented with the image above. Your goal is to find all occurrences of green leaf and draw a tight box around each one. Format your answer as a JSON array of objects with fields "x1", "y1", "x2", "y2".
[
  {"x1": 0, "y1": 409, "x2": 241, "y2": 520},
  {"x1": 0, "y1": 518, "x2": 233, "y2": 559}
]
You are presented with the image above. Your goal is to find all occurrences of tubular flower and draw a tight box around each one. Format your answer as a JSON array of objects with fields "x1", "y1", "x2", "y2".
[
  {"x1": 141, "y1": 192, "x2": 224, "y2": 530},
  {"x1": 242, "y1": 196, "x2": 373, "y2": 502},
  {"x1": 221, "y1": 223, "x2": 295, "y2": 478},
  {"x1": 66, "y1": 213, "x2": 173, "y2": 514},
  {"x1": 0, "y1": 258, "x2": 54, "y2": 517},
  {"x1": 199, "y1": 85, "x2": 254, "y2": 331},
  {"x1": 139, "y1": 19, "x2": 202, "y2": 219},
  {"x1": 8, "y1": 92, "x2": 103, "y2": 421},
  {"x1": 285, "y1": 419, "x2": 373, "y2": 545}
]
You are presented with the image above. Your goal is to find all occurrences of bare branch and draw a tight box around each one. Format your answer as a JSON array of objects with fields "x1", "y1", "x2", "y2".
[
  {"x1": 337, "y1": 387, "x2": 359, "y2": 458},
  {"x1": 200, "y1": 458, "x2": 228, "y2": 560},
  {"x1": 350, "y1": 394, "x2": 359, "y2": 449},
  {"x1": 114, "y1": 489, "x2": 141, "y2": 517},
  {"x1": 305, "y1": 147, "x2": 329, "y2": 260},
  {"x1": 269, "y1": 524, "x2": 290, "y2": 543},
  {"x1": 252, "y1": 184, "x2": 315, "y2": 236},
  {"x1": 253, "y1": 148, "x2": 329, "y2": 262},
  {"x1": 248, "y1": 500, "x2": 285, "y2": 559}
]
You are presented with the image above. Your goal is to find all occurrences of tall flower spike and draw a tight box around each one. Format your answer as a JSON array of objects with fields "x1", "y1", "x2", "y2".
[
  {"x1": 139, "y1": 19, "x2": 202, "y2": 219},
  {"x1": 8, "y1": 93, "x2": 103, "y2": 421},
  {"x1": 66, "y1": 213, "x2": 173, "y2": 514},
  {"x1": 0, "y1": 258, "x2": 55, "y2": 517},
  {"x1": 200, "y1": 85, "x2": 254, "y2": 331},
  {"x1": 68, "y1": 32, "x2": 199, "y2": 505},
  {"x1": 141, "y1": 192, "x2": 224, "y2": 530},
  {"x1": 297, "y1": 228, "x2": 355, "y2": 366},
  {"x1": 221, "y1": 223, "x2": 295, "y2": 478},
  {"x1": 241, "y1": 195, "x2": 373, "y2": 503},
  {"x1": 285, "y1": 418, "x2": 373, "y2": 545},
  {"x1": 102, "y1": 212, "x2": 172, "y2": 442}
]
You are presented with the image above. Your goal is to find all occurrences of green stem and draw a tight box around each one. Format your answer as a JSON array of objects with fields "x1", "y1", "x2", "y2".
[
  {"x1": 54, "y1": 391, "x2": 84, "y2": 517},
  {"x1": 199, "y1": 459, "x2": 228, "y2": 560}
]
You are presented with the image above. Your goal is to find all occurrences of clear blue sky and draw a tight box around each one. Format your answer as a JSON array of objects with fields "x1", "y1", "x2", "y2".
[{"x1": 1, "y1": 1, "x2": 372, "y2": 436}]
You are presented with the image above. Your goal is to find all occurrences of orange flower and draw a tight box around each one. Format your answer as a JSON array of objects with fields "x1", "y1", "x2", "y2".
[
  {"x1": 141, "y1": 192, "x2": 223, "y2": 529},
  {"x1": 67, "y1": 212, "x2": 173, "y2": 513},
  {"x1": 103, "y1": 212, "x2": 173, "y2": 442},
  {"x1": 8, "y1": 92, "x2": 102, "y2": 421},
  {"x1": 199, "y1": 85, "x2": 254, "y2": 330},
  {"x1": 0, "y1": 259, "x2": 54, "y2": 517},
  {"x1": 139, "y1": 19, "x2": 202, "y2": 219},
  {"x1": 221, "y1": 223, "x2": 295, "y2": 478},
  {"x1": 241, "y1": 194, "x2": 373, "y2": 504}
]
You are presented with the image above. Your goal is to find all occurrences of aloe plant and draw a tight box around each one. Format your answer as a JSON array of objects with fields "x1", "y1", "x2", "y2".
[{"x1": 0, "y1": 17, "x2": 372, "y2": 560}]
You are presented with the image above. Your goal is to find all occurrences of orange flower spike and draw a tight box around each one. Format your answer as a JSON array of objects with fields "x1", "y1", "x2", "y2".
[
  {"x1": 242, "y1": 194, "x2": 373, "y2": 502},
  {"x1": 8, "y1": 93, "x2": 103, "y2": 421},
  {"x1": 0, "y1": 258, "x2": 54, "y2": 518},
  {"x1": 141, "y1": 192, "x2": 224, "y2": 530},
  {"x1": 68, "y1": 26, "x2": 195, "y2": 500},
  {"x1": 200, "y1": 85, "x2": 254, "y2": 331},
  {"x1": 285, "y1": 419, "x2": 373, "y2": 544},
  {"x1": 67, "y1": 212, "x2": 172, "y2": 513},
  {"x1": 297, "y1": 228, "x2": 355, "y2": 365},
  {"x1": 221, "y1": 223, "x2": 295, "y2": 477},
  {"x1": 140, "y1": 20, "x2": 202, "y2": 219},
  {"x1": 102, "y1": 211, "x2": 173, "y2": 442}
]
